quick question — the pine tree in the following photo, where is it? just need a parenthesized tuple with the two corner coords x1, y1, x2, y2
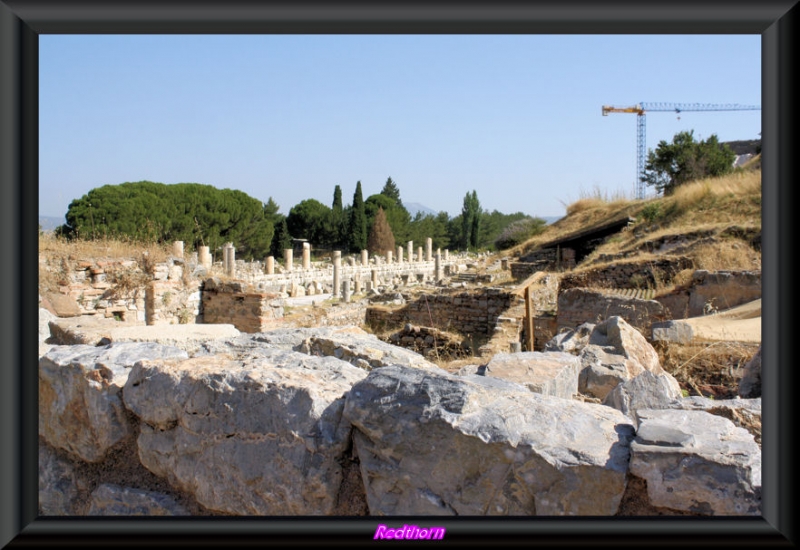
(348, 181, 367, 253)
(367, 207, 396, 255)
(380, 177, 403, 208)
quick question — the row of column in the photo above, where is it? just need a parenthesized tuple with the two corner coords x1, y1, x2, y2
(170, 238, 449, 279)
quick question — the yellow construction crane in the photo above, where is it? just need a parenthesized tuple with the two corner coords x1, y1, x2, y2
(602, 102, 760, 199)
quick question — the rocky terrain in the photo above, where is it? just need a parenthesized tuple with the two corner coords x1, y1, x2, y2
(38, 315, 761, 517)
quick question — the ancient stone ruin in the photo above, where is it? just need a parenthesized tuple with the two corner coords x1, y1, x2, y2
(39, 237, 762, 517)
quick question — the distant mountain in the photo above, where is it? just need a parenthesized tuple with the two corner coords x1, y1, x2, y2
(404, 202, 439, 218)
(39, 215, 65, 232)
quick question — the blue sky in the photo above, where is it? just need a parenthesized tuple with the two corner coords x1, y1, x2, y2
(39, 34, 761, 221)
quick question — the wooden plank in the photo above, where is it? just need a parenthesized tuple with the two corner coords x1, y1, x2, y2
(524, 286, 534, 352)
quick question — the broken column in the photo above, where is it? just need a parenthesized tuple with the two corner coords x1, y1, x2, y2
(444, 249, 449, 261)
(371, 269, 378, 288)
(361, 249, 369, 267)
(265, 256, 274, 275)
(173, 240, 184, 258)
(397, 246, 403, 265)
(333, 251, 342, 299)
(418, 246, 423, 263)
(284, 248, 293, 272)
(354, 277, 362, 294)
(198, 246, 211, 270)
(349, 256, 356, 267)
(302, 242, 311, 270)
(426, 238, 433, 262)
(407, 241, 413, 263)
(386, 250, 393, 264)
(224, 243, 235, 277)
(435, 249, 443, 281)
(343, 280, 351, 303)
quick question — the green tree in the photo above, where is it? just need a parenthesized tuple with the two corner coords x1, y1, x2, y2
(460, 190, 481, 250)
(380, 177, 403, 207)
(327, 184, 347, 249)
(407, 211, 450, 250)
(286, 199, 331, 244)
(365, 193, 411, 244)
(367, 207, 396, 255)
(270, 217, 292, 258)
(643, 130, 736, 195)
(348, 181, 367, 253)
(57, 181, 274, 260)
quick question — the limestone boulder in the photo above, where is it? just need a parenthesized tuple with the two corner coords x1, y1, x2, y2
(629, 409, 761, 515)
(650, 320, 694, 344)
(39, 307, 58, 345)
(39, 342, 189, 462)
(87, 484, 190, 516)
(590, 316, 663, 375)
(122, 350, 368, 515)
(667, 396, 762, 446)
(295, 327, 437, 371)
(602, 370, 683, 420)
(544, 322, 594, 353)
(576, 346, 631, 400)
(39, 443, 80, 516)
(344, 365, 635, 516)
(482, 351, 581, 399)
(738, 345, 762, 398)
(196, 326, 371, 358)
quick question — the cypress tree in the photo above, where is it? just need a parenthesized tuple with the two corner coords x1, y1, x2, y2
(270, 217, 292, 259)
(367, 207, 396, 255)
(348, 181, 367, 253)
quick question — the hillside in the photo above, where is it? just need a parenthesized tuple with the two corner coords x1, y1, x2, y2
(497, 159, 761, 276)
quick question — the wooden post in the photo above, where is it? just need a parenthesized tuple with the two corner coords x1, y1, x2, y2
(524, 285, 535, 352)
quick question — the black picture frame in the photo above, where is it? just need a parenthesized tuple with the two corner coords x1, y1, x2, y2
(3, 1, 795, 546)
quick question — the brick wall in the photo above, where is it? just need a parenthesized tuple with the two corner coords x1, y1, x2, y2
(365, 288, 517, 337)
(201, 278, 284, 333)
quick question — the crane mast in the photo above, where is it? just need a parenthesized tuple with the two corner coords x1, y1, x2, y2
(602, 102, 760, 200)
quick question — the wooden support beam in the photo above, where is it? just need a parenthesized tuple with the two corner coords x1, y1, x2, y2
(524, 285, 535, 352)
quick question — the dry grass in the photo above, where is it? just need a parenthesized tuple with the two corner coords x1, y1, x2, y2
(656, 340, 760, 399)
(39, 232, 172, 263)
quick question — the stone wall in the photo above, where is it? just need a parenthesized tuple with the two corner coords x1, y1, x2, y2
(144, 280, 203, 326)
(201, 278, 284, 333)
(558, 257, 694, 292)
(557, 288, 668, 335)
(365, 288, 517, 337)
(39, 258, 149, 321)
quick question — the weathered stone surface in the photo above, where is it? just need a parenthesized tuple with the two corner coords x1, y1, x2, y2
(603, 370, 682, 420)
(39, 443, 79, 515)
(87, 483, 190, 516)
(544, 323, 594, 353)
(667, 396, 762, 446)
(196, 327, 373, 359)
(576, 346, 630, 400)
(39, 307, 58, 345)
(738, 345, 761, 398)
(122, 350, 368, 515)
(43, 291, 82, 317)
(590, 317, 663, 375)
(96, 323, 241, 354)
(295, 327, 437, 371)
(483, 351, 581, 399)
(651, 320, 694, 344)
(39, 342, 189, 462)
(629, 409, 761, 515)
(344, 365, 635, 516)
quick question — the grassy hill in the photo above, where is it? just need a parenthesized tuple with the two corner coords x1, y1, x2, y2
(497, 158, 761, 279)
